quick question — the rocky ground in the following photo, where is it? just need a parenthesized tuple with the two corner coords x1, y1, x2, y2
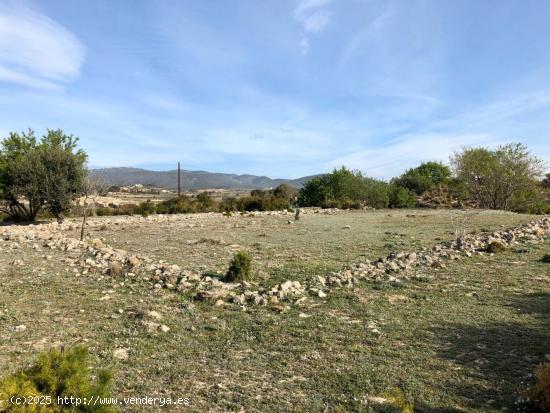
(0, 209, 549, 412)
(1, 209, 547, 310)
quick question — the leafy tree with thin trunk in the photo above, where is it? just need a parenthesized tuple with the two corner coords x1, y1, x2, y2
(451, 143, 545, 211)
(0, 129, 87, 222)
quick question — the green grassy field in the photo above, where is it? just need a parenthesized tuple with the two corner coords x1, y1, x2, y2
(65, 209, 535, 286)
(1, 210, 548, 412)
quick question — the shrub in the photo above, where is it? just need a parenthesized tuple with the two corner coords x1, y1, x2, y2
(364, 178, 390, 208)
(486, 240, 506, 253)
(298, 167, 367, 208)
(383, 388, 414, 413)
(510, 187, 550, 214)
(226, 251, 252, 282)
(95, 207, 112, 216)
(393, 161, 451, 195)
(525, 363, 550, 411)
(0, 346, 115, 412)
(389, 185, 417, 208)
(272, 183, 298, 201)
(541, 254, 550, 264)
(218, 192, 292, 213)
(219, 197, 239, 212)
(136, 200, 156, 217)
(196, 192, 215, 210)
(447, 177, 470, 202)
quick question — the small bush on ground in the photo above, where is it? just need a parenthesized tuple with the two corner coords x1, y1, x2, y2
(540, 254, 550, 263)
(383, 388, 414, 413)
(486, 240, 507, 253)
(226, 251, 252, 282)
(388, 185, 417, 208)
(272, 183, 299, 201)
(0, 346, 115, 412)
(524, 363, 550, 412)
(136, 200, 156, 217)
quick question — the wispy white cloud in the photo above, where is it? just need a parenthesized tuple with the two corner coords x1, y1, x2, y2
(328, 133, 504, 178)
(0, 65, 59, 90)
(293, 0, 335, 55)
(0, 3, 85, 89)
(302, 10, 331, 33)
(327, 88, 550, 178)
(294, 0, 334, 16)
(338, 7, 393, 68)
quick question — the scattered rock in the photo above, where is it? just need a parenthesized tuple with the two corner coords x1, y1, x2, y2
(91, 238, 103, 248)
(147, 310, 162, 320)
(15, 325, 26, 332)
(127, 256, 140, 268)
(113, 348, 129, 361)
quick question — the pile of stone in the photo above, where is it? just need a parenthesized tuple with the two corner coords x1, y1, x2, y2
(1, 214, 548, 310)
(224, 216, 550, 307)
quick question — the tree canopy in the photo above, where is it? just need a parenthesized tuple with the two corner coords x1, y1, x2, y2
(392, 161, 452, 195)
(298, 167, 368, 208)
(0, 129, 87, 221)
(451, 143, 545, 210)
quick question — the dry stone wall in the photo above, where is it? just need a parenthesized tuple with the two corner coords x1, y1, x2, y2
(1, 213, 548, 311)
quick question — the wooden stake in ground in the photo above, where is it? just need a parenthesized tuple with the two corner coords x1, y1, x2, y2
(80, 175, 109, 241)
(294, 197, 300, 221)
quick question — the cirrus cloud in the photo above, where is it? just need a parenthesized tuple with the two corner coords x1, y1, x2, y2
(293, 0, 335, 55)
(0, 3, 85, 89)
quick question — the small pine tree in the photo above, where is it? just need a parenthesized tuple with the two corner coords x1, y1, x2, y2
(0, 346, 116, 412)
(226, 251, 252, 282)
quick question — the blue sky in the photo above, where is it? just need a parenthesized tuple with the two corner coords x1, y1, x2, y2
(0, 0, 549, 179)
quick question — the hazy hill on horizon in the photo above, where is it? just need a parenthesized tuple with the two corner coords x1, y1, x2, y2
(90, 167, 321, 190)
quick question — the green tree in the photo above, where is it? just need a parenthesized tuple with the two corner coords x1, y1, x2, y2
(272, 183, 299, 201)
(0, 129, 87, 221)
(393, 161, 452, 195)
(389, 185, 417, 208)
(364, 178, 390, 208)
(451, 143, 545, 210)
(298, 167, 367, 208)
(297, 176, 330, 207)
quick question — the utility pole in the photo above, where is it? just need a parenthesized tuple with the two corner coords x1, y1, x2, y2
(177, 161, 181, 197)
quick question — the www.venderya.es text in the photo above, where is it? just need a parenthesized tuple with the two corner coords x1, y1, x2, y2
(7, 395, 191, 407)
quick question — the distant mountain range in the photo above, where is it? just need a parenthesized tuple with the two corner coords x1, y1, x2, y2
(90, 167, 320, 190)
